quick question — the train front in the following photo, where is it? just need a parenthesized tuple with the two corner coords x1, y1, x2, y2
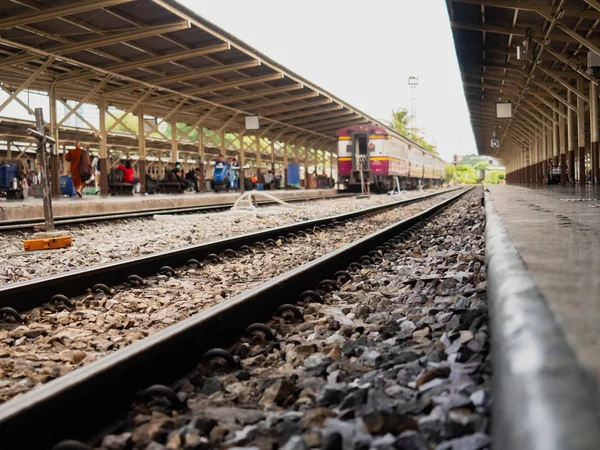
(336, 125, 388, 192)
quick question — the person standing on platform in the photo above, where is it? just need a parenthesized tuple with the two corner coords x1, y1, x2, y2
(213, 155, 227, 192)
(91, 153, 101, 194)
(185, 167, 199, 192)
(65, 141, 85, 197)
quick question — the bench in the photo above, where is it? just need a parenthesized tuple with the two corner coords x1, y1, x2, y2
(108, 169, 134, 196)
(157, 181, 183, 194)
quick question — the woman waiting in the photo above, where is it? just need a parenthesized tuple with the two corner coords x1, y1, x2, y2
(117, 160, 135, 183)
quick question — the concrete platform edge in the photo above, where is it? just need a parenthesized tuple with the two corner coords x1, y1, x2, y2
(485, 191, 600, 450)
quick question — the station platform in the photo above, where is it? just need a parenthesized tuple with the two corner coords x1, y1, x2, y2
(486, 184, 600, 377)
(0, 189, 338, 222)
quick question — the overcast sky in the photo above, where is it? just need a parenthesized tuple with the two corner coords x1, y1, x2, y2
(178, 0, 477, 162)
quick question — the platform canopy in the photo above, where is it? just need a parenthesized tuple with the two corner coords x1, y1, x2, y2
(0, 0, 383, 151)
(447, 0, 600, 164)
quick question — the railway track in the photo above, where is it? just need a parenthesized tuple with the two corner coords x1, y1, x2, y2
(0, 186, 477, 449)
(0, 189, 462, 404)
(0, 192, 355, 232)
(0, 189, 462, 405)
(0, 188, 459, 310)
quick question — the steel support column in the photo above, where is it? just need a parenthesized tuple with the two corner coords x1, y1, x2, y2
(578, 76, 587, 185)
(198, 123, 205, 192)
(255, 135, 262, 182)
(591, 81, 599, 184)
(171, 119, 178, 165)
(48, 83, 60, 197)
(568, 89, 576, 184)
(542, 119, 549, 184)
(138, 107, 146, 193)
(283, 141, 288, 189)
(553, 105, 559, 168)
(98, 95, 109, 196)
(559, 102, 567, 185)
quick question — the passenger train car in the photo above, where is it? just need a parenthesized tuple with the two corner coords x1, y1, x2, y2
(337, 124, 445, 192)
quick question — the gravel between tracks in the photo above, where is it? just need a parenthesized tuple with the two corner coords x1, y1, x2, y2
(0, 190, 460, 404)
(0, 191, 444, 286)
(93, 187, 489, 450)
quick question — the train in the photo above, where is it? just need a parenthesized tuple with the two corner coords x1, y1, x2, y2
(336, 124, 446, 192)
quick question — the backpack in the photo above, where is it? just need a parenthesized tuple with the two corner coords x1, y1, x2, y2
(79, 149, 93, 180)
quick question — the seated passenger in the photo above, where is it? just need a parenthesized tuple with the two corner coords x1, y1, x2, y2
(146, 171, 157, 194)
(167, 167, 179, 183)
(117, 160, 134, 183)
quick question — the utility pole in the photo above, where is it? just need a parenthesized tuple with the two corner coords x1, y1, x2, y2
(24, 108, 72, 250)
(408, 76, 419, 135)
(27, 108, 55, 231)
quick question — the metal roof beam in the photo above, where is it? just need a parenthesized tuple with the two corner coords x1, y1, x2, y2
(219, 84, 303, 104)
(535, 65, 590, 103)
(261, 99, 333, 116)
(145, 74, 283, 104)
(451, 21, 578, 44)
(451, 0, 600, 21)
(583, 0, 600, 13)
(0, 21, 190, 68)
(252, 92, 320, 112)
(271, 104, 343, 121)
(312, 118, 369, 133)
(0, 0, 135, 30)
(287, 110, 355, 127)
(306, 114, 363, 129)
(107, 60, 260, 94)
(58, 43, 231, 84)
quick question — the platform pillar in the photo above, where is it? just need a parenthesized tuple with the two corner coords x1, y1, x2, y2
(578, 76, 586, 185)
(541, 122, 548, 184)
(559, 102, 567, 185)
(197, 121, 205, 192)
(590, 81, 599, 185)
(48, 83, 61, 197)
(567, 90, 576, 184)
(255, 134, 262, 183)
(171, 119, 178, 165)
(531, 161, 535, 184)
(98, 95, 109, 196)
(138, 107, 147, 193)
(552, 103, 559, 169)
(198, 162, 205, 192)
(283, 143, 289, 189)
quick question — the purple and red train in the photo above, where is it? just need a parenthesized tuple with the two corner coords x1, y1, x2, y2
(337, 125, 445, 191)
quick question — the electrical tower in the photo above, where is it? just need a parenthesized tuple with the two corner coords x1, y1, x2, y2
(408, 76, 419, 135)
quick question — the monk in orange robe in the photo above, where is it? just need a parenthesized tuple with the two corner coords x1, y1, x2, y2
(65, 141, 84, 197)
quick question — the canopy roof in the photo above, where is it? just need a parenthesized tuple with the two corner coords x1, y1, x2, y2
(447, 0, 600, 163)
(0, 0, 386, 145)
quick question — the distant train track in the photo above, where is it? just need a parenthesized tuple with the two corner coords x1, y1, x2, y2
(0, 192, 356, 232)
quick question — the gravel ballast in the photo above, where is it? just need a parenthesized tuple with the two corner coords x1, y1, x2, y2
(0, 190, 460, 404)
(89, 187, 489, 449)
(0, 191, 445, 286)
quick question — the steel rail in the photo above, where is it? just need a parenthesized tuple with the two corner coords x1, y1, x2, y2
(0, 193, 355, 231)
(0, 187, 471, 450)
(0, 188, 460, 311)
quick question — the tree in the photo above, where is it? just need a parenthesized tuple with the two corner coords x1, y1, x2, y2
(445, 165, 456, 183)
(390, 108, 409, 135)
(484, 170, 506, 184)
(474, 161, 490, 172)
(455, 164, 478, 184)
(388, 107, 438, 155)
